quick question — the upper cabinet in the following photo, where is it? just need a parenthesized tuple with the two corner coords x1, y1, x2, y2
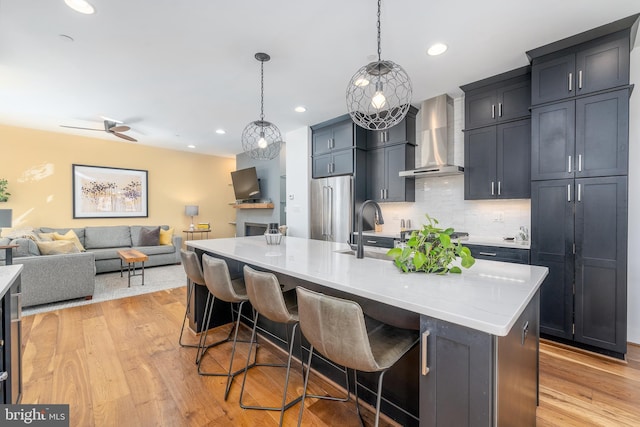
(461, 66, 531, 130)
(366, 106, 418, 149)
(311, 115, 366, 179)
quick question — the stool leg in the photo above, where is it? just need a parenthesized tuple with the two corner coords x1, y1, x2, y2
(297, 343, 315, 427)
(196, 293, 213, 364)
(239, 310, 260, 408)
(278, 322, 298, 426)
(223, 300, 246, 400)
(178, 279, 197, 347)
(374, 370, 388, 427)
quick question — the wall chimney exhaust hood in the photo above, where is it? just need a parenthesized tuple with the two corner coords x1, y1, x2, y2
(399, 94, 463, 178)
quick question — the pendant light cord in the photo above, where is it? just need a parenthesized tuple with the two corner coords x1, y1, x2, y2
(377, 0, 382, 62)
(260, 60, 265, 123)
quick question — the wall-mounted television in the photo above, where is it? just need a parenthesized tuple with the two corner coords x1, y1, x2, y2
(231, 167, 261, 202)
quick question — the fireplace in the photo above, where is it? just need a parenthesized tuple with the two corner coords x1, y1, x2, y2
(245, 222, 268, 236)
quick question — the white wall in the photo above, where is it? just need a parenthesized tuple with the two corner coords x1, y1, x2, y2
(284, 126, 311, 238)
(627, 47, 639, 344)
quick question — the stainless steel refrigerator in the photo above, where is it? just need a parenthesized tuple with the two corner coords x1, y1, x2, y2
(310, 176, 353, 243)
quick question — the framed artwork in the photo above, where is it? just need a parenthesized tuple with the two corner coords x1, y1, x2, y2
(72, 164, 148, 218)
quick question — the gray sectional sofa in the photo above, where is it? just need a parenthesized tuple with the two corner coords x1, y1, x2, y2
(1, 225, 182, 307)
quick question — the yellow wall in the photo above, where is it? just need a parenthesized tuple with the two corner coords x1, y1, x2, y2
(0, 124, 236, 238)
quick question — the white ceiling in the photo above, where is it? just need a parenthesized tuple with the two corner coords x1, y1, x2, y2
(0, 0, 638, 158)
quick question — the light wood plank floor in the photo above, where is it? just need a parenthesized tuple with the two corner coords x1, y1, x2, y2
(21, 287, 640, 426)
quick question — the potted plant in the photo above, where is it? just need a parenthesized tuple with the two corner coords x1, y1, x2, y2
(0, 178, 10, 202)
(387, 214, 475, 274)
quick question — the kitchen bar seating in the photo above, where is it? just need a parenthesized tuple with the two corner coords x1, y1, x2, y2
(239, 265, 303, 426)
(178, 249, 206, 349)
(198, 254, 256, 399)
(295, 286, 419, 427)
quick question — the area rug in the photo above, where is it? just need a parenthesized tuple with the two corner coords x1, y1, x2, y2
(22, 264, 186, 316)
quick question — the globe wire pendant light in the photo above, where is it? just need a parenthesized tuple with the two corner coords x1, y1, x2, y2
(346, 0, 412, 131)
(241, 52, 283, 160)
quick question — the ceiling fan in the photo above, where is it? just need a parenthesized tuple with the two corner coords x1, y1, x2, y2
(60, 119, 138, 142)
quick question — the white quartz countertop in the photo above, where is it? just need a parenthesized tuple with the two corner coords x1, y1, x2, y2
(187, 236, 547, 336)
(360, 230, 531, 249)
(0, 264, 23, 297)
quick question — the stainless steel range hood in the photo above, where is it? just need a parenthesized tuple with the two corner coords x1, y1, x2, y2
(399, 94, 464, 178)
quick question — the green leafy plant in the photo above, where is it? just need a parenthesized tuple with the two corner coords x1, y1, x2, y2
(387, 214, 475, 274)
(0, 178, 10, 202)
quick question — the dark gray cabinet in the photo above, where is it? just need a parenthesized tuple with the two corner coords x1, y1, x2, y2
(465, 79, 531, 129)
(367, 143, 415, 202)
(531, 89, 629, 181)
(420, 292, 539, 426)
(311, 115, 366, 179)
(465, 244, 530, 264)
(366, 106, 418, 149)
(1, 270, 22, 404)
(530, 33, 630, 105)
(465, 119, 530, 200)
(531, 177, 627, 356)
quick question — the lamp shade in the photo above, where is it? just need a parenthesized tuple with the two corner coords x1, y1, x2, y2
(185, 205, 199, 216)
(0, 209, 11, 228)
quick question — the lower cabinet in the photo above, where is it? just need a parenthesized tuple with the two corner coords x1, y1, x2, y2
(1, 270, 22, 404)
(465, 244, 530, 264)
(531, 176, 627, 357)
(420, 292, 539, 426)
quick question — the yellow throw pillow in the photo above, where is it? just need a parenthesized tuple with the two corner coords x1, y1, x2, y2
(38, 232, 56, 242)
(53, 229, 85, 252)
(159, 227, 174, 245)
(36, 240, 80, 255)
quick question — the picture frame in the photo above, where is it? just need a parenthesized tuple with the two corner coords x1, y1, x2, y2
(72, 164, 148, 218)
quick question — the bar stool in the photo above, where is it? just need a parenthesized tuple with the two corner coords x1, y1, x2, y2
(295, 286, 419, 427)
(239, 265, 303, 426)
(178, 249, 206, 349)
(198, 254, 256, 399)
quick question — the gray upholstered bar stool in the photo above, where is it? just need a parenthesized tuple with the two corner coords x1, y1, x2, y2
(198, 254, 256, 399)
(178, 249, 206, 349)
(239, 265, 303, 426)
(295, 287, 419, 427)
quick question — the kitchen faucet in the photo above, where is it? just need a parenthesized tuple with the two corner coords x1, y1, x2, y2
(356, 200, 384, 259)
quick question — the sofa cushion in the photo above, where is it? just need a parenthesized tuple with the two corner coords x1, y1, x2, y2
(39, 227, 86, 246)
(36, 240, 80, 255)
(90, 248, 124, 261)
(85, 226, 131, 249)
(139, 227, 160, 246)
(159, 227, 173, 245)
(130, 225, 170, 246)
(38, 232, 55, 241)
(53, 229, 85, 252)
(10, 238, 40, 257)
(133, 245, 177, 256)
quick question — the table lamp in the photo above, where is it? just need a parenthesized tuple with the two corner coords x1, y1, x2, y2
(0, 209, 11, 228)
(185, 205, 199, 231)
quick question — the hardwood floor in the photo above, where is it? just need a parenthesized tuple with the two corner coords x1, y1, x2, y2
(21, 287, 640, 426)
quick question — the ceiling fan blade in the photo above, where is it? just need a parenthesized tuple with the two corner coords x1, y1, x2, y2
(113, 132, 137, 142)
(60, 125, 102, 131)
(110, 125, 130, 132)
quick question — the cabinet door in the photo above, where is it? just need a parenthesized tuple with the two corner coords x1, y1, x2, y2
(531, 179, 574, 340)
(497, 119, 531, 199)
(531, 53, 576, 105)
(575, 89, 629, 178)
(385, 144, 414, 202)
(312, 154, 332, 179)
(497, 80, 531, 122)
(464, 127, 497, 200)
(367, 130, 386, 149)
(574, 176, 627, 354)
(576, 36, 630, 96)
(366, 147, 385, 201)
(465, 244, 530, 264)
(331, 120, 355, 151)
(331, 149, 354, 176)
(531, 101, 575, 180)
(465, 89, 497, 129)
(312, 126, 334, 156)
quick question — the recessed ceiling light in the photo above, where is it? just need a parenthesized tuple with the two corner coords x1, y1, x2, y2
(64, 0, 95, 15)
(215, 129, 226, 135)
(187, 144, 196, 149)
(427, 43, 448, 56)
(294, 106, 306, 113)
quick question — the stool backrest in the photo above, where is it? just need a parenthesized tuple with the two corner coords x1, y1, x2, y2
(243, 265, 296, 324)
(296, 286, 379, 372)
(202, 254, 240, 302)
(180, 249, 205, 285)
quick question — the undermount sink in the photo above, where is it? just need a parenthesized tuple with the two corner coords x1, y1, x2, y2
(335, 249, 392, 261)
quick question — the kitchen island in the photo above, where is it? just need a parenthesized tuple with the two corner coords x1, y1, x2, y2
(187, 236, 548, 426)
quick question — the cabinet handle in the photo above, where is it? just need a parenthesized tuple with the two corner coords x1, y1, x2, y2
(578, 154, 582, 172)
(367, 240, 377, 244)
(578, 183, 582, 202)
(479, 252, 497, 256)
(491, 104, 495, 119)
(521, 321, 529, 346)
(421, 331, 430, 375)
(498, 102, 503, 117)
(327, 163, 331, 174)
(327, 139, 331, 150)
(568, 184, 571, 202)
(568, 155, 572, 173)
(491, 181, 495, 196)
(568, 72, 573, 92)
(385, 189, 388, 199)
(578, 70, 583, 90)
(498, 181, 501, 196)
(380, 189, 384, 199)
